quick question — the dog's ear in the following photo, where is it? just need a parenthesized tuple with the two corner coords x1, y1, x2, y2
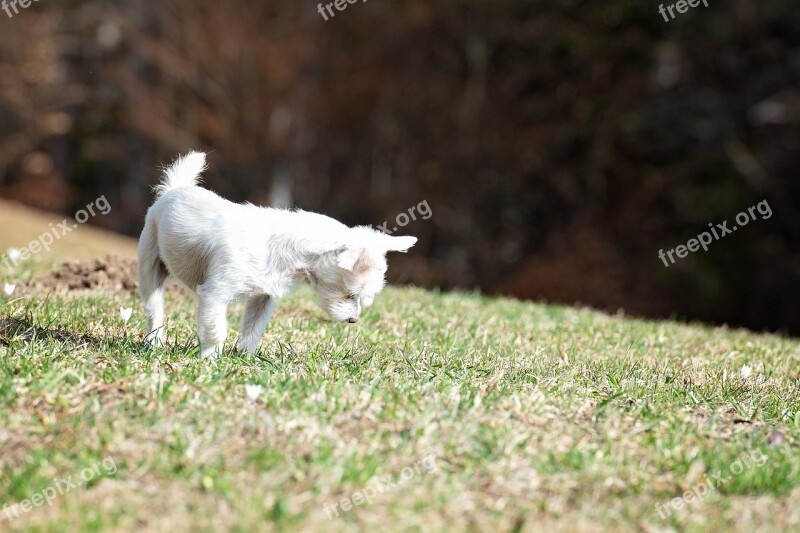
(383, 235, 417, 253)
(336, 247, 368, 272)
(350, 226, 417, 254)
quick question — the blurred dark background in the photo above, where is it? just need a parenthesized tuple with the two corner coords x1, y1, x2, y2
(0, 0, 798, 333)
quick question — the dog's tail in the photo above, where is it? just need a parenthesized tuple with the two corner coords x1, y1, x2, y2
(154, 151, 207, 198)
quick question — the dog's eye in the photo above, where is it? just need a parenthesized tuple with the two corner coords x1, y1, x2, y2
(347, 293, 357, 301)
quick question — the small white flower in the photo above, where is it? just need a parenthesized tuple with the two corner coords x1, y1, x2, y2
(6, 248, 21, 262)
(3, 283, 15, 296)
(740, 364, 752, 380)
(119, 307, 133, 323)
(245, 384, 262, 402)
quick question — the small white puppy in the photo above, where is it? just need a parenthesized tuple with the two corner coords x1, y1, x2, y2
(138, 152, 416, 358)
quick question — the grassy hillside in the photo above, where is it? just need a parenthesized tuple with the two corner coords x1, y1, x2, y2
(1, 258, 799, 532)
(0, 199, 137, 263)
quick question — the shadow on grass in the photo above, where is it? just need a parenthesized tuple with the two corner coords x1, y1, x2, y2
(0, 314, 203, 362)
(0, 316, 101, 347)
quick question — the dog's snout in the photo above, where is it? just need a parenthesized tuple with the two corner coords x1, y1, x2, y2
(348, 317, 359, 324)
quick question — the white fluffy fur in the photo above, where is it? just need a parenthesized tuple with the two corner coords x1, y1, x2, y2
(138, 151, 417, 358)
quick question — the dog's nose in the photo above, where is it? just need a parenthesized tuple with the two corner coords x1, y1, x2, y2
(348, 317, 358, 323)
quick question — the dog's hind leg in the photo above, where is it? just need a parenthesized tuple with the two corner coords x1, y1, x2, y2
(196, 283, 229, 359)
(138, 219, 169, 347)
(237, 294, 275, 355)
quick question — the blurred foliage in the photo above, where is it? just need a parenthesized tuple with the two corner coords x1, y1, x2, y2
(0, 0, 798, 333)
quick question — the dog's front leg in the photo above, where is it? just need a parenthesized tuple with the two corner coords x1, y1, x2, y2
(237, 294, 275, 355)
(196, 290, 229, 359)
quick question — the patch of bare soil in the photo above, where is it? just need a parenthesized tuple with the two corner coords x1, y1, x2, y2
(26, 255, 138, 293)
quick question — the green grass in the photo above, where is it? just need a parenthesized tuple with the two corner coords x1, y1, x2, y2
(1, 265, 800, 532)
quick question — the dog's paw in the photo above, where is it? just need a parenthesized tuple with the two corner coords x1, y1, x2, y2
(236, 338, 262, 356)
(200, 344, 223, 360)
(144, 332, 165, 348)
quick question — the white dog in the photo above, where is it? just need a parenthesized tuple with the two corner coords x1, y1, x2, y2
(138, 152, 416, 358)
